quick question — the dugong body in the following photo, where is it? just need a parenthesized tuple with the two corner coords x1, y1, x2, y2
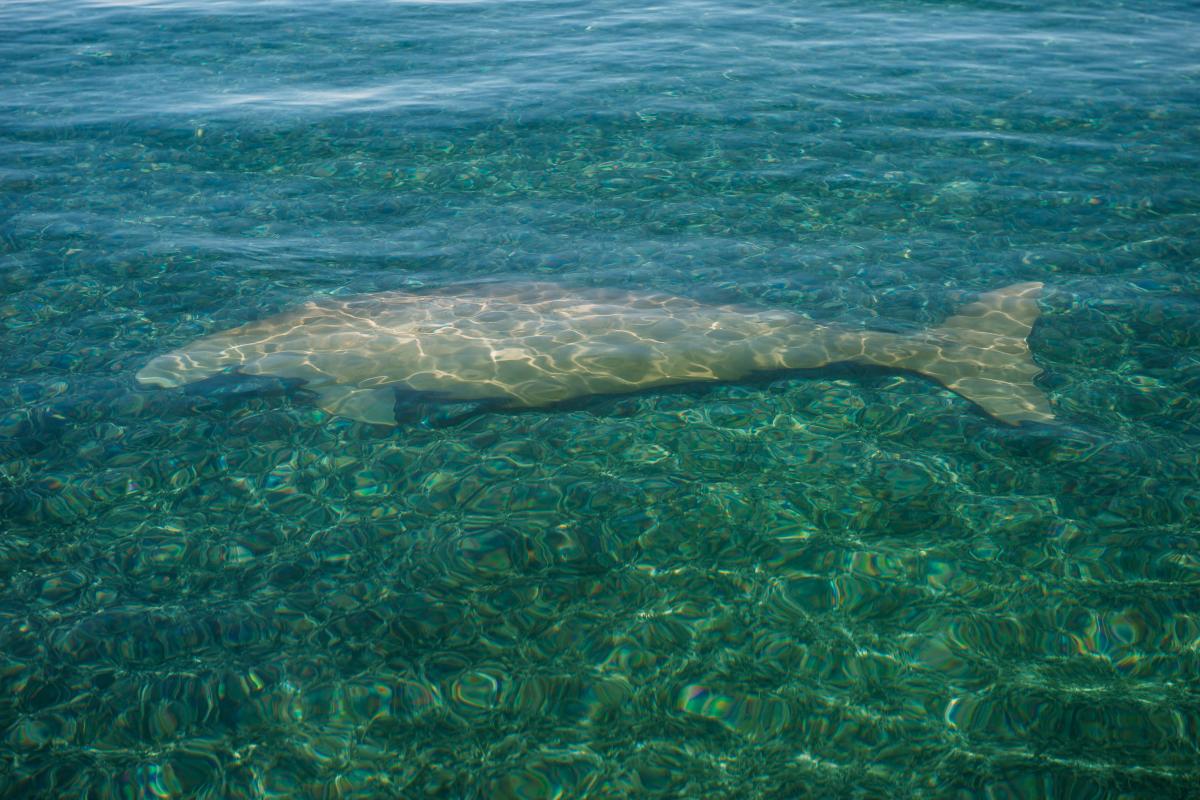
(137, 281, 1053, 426)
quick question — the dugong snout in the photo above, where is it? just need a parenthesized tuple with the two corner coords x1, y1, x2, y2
(135, 355, 190, 388)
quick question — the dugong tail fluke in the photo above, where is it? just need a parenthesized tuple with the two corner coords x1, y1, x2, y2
(136, 280, 1054, 427)
(872, 281, 1052, 425)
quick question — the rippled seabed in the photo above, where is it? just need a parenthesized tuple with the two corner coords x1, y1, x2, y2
(2, 0, 1200, 796)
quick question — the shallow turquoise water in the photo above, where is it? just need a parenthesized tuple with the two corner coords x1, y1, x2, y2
(2, 0, 1200, 797)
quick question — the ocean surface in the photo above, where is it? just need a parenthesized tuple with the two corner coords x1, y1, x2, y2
(2, 0, 1199, 797)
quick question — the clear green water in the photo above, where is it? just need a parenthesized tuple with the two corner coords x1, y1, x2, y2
(2, 0, 1199, 797)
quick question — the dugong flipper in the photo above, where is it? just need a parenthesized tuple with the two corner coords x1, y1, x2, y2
(137, 281, 1053, 426)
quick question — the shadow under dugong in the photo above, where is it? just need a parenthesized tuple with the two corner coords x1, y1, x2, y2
(136, 281, 1054, 426)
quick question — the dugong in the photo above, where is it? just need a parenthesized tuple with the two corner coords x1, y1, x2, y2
(137, 281, 1053, 426)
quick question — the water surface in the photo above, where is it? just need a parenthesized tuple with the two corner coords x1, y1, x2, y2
(1, 0, 1199, 797)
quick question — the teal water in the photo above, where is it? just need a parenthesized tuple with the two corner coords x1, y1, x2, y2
(2, 0, 1200, 796)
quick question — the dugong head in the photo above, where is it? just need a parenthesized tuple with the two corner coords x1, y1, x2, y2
(136, 346, 234, 389)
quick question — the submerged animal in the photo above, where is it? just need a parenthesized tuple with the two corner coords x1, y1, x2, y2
(136, 281, 1053, 426)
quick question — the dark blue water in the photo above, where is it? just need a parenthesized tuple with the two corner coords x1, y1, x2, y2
(2, 1, 1199, 797)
